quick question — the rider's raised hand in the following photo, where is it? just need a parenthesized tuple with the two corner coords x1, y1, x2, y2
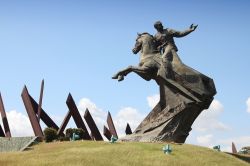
(190, 24, 198, 31)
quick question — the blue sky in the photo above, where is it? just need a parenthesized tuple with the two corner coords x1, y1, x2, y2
(0, 0, 250, 151)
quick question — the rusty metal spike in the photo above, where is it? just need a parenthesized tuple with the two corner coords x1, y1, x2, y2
(21, 86, 43, 138)
(103, 125, 111, 141)
(84, 108, 103, 141)
(232, 142, 237, 154)
(125, 123, 132, 135)
(107, 111, 118, 138)
(66, 93, 91, 140)
(0, 93, 11, 137)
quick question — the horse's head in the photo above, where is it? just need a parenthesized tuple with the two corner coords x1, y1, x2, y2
(132, 33, 156, 54)
(132, 33, 143, 54)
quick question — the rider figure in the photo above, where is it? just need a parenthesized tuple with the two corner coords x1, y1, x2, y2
(154, 21, 197, 80)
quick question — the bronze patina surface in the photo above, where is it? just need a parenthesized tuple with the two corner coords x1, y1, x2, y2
(113, 21, 216, 143)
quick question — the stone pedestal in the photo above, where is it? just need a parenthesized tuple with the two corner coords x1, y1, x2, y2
(120, 79, 213, 143)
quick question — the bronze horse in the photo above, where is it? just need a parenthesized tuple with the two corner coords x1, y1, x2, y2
(112, 33, 216, 103)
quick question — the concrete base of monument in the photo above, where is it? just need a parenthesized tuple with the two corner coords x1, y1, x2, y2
(118, 86, 214, 144)
(119, 70, 216, 143)
(120, 95, 213, 143)
(119, 118, 190, 143)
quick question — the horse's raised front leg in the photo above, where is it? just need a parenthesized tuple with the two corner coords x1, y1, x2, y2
(112, 65, 135, 81)
(112, 65, 150, 81)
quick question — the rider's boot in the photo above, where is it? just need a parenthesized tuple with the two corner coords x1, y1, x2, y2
(157, 59, 174, 80)
(157, 60, 166, 79)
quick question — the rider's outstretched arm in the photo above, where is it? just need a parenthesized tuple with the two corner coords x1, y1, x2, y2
(169, 24, 198, 38)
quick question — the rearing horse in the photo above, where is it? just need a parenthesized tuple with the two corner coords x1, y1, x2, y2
(112, 33, 162, 82)
(112, 32, 216, 143)
(112, 33, 216, 103)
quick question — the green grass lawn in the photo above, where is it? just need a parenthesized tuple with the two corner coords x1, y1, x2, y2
(0, 141, 249, 166)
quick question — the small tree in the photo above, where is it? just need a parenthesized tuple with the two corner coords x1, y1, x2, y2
(44, 127, 58, 142)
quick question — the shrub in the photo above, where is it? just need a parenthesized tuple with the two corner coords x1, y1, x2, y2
(65, 128, 85, 140)
(65, 128, 73, 138)
(44, 127, 58, 142)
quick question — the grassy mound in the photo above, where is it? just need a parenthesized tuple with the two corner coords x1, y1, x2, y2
(0, 141, 249, 166)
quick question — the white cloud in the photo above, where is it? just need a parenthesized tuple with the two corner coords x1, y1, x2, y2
(0, 110, 33, 137)
(78, 98, 106, 135)
(146, 96, 230, 133)
(192, 99, 230, 132)
(147, 94, 159, 109)
(194, 134, 250, 152)
(246, 97, 250, 113)
(77, 98, 145, 139)
(187, 99, 232, 150)
(196, 134, 213, 146)
(194, 136, 250, 153)
(114, 107, 145, 137)
(221, 146, 232, 153)
(218, 136, 250, 152)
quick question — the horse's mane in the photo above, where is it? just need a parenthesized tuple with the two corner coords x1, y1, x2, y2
(137, 32, 153, 41)
(140, 32, 153, 37)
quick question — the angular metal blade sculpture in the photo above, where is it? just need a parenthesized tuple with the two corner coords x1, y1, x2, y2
(21, 86, 43, 137)
(125, 123, 132, 135)
(0, 93, 11, 137)
(107, 111, 118, 138)
(29, 95, 59, 130)
(0, 124, 5, 137)
(37, 79, 44, 122)
(103, 125, 111, 141)
(57, 110, 71, 136)
(84, 108, 103, 141)
(232, 142, 237, 154)
(66, 93, 91, 140)
(90, 132, 94, 140)
(21, 84, 59, 137)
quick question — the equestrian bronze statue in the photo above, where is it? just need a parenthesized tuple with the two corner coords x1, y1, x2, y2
(112, 21, 216, 143)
